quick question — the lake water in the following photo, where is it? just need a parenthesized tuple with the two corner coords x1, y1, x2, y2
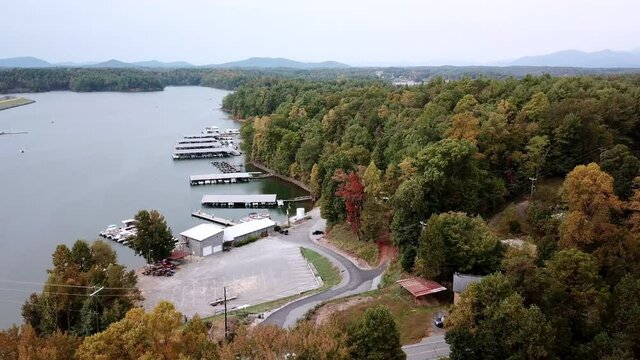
(0, 86, 308, 327)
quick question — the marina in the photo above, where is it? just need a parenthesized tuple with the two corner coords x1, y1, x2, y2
(191, 210, 237, 226)
(211, 161, 242, 173)
(190, 172, 253, 185)
(201, 194, 279, 208)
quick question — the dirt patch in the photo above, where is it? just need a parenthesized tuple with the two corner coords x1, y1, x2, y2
(376, 231, 398, 266)
(312, 296, 374, 326)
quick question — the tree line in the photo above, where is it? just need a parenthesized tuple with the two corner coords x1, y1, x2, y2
(226, 74, 640, 358)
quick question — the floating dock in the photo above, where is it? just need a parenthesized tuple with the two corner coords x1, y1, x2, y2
(191, 211, 237, 226)
(190, 172, 253, 186)
(201, 194, 279, 208)
(173, 148, 240, 160)
(175, 141, 222, 150)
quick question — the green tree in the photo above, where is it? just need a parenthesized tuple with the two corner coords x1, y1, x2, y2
(446, 273, 555, 360)
(347, 307, 406, 360)
(600, 144, 640, 199)
(416, 212, 504, 280)
(132, 209, 175, 263)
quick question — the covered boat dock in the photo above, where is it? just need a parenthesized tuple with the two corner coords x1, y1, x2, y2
(189, 172, 252, 186)
(201, 194, 278, 208)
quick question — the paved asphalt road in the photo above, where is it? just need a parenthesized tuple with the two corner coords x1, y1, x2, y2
(403, 335, 451, 360)
(263, 210, 451, 359)
(263, 211, 385, 327)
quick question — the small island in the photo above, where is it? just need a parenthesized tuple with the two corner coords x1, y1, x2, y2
(0, 95, 35, 111)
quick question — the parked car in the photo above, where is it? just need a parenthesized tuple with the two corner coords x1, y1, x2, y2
(312, 230, 324, 235)
(434, 314, 446, 328)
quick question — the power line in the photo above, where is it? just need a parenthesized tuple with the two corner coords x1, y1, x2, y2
(0, 287, 138, 297)
(0, 278, 137, 290)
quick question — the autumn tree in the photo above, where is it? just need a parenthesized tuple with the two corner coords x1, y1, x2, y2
(336, 172, 365, 239)
(131, 209, 175, 263)
(416, 212, 504, 280)
(561, 163, 622, 249)
(77, 302, 218, 360)
(347, 307, 405, 360)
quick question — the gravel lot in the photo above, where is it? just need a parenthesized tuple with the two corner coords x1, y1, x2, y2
(138, 237, 320, 317)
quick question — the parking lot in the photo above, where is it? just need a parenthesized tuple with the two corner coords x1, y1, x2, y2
(138, 237, 320, 318)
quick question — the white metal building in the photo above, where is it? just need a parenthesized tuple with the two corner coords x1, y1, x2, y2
(223, 218, 277, 244)
(180, 223, 224, 257)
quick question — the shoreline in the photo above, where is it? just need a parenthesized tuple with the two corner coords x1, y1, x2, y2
(0, 97, 35, 111)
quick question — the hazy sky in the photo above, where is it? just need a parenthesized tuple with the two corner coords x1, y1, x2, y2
(2, 0, 639, 65)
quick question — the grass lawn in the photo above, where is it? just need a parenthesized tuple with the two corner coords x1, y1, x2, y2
(0, 96, 34, 111)
(326, 223, 379, 266)
(301, 247, 341, 289)
(312, 285, 446, 345)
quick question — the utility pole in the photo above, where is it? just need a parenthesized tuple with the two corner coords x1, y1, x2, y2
(223, 286, 228, 341)
(286, 204, 290, 227)
(529, 176, 537, 196)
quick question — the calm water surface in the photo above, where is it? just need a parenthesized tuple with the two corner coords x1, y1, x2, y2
(0, 86, 307, 327)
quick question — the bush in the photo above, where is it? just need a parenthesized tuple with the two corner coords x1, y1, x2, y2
(274, 225, 282, 232)
(232, 235, 259, 248)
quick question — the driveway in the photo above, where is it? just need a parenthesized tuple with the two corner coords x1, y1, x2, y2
(403, 335, 451, 360)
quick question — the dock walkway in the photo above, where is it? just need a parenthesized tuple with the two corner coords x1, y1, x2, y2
(191, 211, 236, 226)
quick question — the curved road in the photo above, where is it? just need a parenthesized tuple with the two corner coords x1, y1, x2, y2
(263, 211, 385, 327)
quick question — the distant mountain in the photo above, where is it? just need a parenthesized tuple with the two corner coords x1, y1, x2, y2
(0, 56, 52, 68)
(87, 59, 133, 68)
(506, 49, 640, 68)
(132, 60, 194, 68)
(211, 57, 350, 69)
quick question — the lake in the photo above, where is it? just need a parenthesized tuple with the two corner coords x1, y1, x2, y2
(0, 86, 308, 327)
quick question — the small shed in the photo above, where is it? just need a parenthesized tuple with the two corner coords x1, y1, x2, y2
(452, 273, 484, 304)
(223, 218, 276, 244)
(180, 223, 224, 257)
(397, 277, 446, 302)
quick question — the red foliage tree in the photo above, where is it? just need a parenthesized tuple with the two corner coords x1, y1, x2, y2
(336, 172, 365, 239)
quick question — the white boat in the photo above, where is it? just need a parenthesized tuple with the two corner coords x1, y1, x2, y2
(204, 126, 220, 134)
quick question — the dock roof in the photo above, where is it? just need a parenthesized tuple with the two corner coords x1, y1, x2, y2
(397, 277, 447, 298)
(180, 223, 224, 241)
(175, 141, 222, 149)
(174, 148, 232, 155)
(201, 194, 277, 204)
(190, 172, 252, 181)
(224, 218, 276, 241)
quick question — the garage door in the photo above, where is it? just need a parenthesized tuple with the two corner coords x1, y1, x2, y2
(202, 245, 213, 256)
(213, 245, 223, 253)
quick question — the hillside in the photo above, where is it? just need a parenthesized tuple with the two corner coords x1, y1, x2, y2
(507, 49, 640, 68)
(0, 56, 52, 68)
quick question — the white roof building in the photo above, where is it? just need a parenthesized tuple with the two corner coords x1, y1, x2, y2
(180, 223, 224, 241)
(223, 218, 276, 242)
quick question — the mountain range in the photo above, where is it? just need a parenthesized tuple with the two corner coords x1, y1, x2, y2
(0, 56, 350, 69)
(1, 50, 640, 69)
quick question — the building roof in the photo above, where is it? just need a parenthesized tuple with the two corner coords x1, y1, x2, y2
(201, 194, 277, 204)
(397, 277, 447, 297)
(452, 273, 485, 293)
(180, 223, 224, 241)
(190, 172, 252, 181)
(223, 218, 276, 241)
